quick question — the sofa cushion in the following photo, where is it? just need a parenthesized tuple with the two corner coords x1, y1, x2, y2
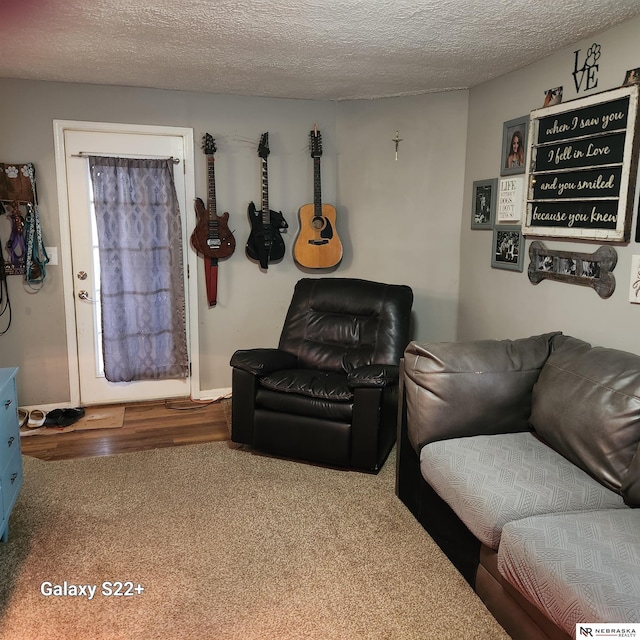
(497, 509, 640, 635)
(403, 332, 560, 453)
(530, 336, 640, 506)
(420, 432, 626, 550)
(260, 369, 353, 401)
(256, 388, 353, 422)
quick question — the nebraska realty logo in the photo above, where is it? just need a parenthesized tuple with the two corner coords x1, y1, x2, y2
(577, 624, 640, 638)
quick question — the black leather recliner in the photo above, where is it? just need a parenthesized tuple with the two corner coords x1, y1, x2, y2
(230, 277, 413, 472)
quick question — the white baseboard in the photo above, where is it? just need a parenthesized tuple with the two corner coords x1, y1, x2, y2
(190, 387, 232, 402)
(19, 388, 232, 413)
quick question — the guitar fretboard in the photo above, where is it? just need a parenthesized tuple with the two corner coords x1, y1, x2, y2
(261, 156, 270, 224)
(207, 157, 220, 238)
(313, 156, 322, 219)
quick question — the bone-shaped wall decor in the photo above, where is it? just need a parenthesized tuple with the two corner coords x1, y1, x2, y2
(527, 240, 617, 299)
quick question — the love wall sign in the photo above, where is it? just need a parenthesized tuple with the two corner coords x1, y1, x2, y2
(523, 85, 640, 242)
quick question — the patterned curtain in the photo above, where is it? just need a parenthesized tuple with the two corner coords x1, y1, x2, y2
(88, 156, 189, 383)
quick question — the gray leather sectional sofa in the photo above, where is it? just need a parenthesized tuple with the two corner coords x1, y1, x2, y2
(395, 332, 640, 640)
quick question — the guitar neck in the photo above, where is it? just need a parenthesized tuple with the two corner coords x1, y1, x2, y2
(313, 156, 322, 218)
(261, 156, 270, 224)
(207, 156, 217, 220)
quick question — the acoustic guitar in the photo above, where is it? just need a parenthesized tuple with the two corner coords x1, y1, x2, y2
(293, 126, 342, 269)
(190, 134, 235, 305)
(246, 132, 287, 269)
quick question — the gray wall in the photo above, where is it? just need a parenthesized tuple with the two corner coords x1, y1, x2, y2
(335, 92, 468, 343)
(3, 13, 639, 406)
(0, 80, 468, 405)
(459, 16, 640, 353)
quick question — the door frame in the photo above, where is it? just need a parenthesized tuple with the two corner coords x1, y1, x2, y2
(53, 120, 201, 406)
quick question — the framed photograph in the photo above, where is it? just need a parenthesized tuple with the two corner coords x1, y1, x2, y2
(522, 84, 640, 242)
(500, 115, 528, 176)
(471, 178, 497, 229)
(491, 225, 525, 272)
(623, 67, 640, 87)
(543, 86, 563, 107)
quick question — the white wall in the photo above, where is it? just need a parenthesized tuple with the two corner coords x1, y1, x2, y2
(459, 16, 640, 353)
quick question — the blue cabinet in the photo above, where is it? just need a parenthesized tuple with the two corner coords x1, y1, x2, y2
(0, 368, 22, 542)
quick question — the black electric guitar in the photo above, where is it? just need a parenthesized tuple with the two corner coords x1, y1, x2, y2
(191, 134, 235, 305)
(293, 126, 342, 268)
(246, 132, 287, 269)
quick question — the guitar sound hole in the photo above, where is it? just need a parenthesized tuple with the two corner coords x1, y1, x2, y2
(311, 217, 325, 231)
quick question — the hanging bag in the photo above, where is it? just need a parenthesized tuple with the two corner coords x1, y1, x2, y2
(0, 162, 48, 285)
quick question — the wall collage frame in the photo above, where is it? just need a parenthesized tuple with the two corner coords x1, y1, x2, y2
(471, 65, 640, 293)
(470, 114, 528, 273)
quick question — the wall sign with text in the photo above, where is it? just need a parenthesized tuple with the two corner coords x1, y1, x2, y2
(497, 176, 524, 223)
(522, 85, 640, 242)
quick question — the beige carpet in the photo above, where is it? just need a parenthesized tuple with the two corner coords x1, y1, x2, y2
(0, 443, 509, 639)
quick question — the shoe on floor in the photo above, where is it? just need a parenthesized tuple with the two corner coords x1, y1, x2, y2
(27, 409, 47, 428)
(43, 407, 85, 428)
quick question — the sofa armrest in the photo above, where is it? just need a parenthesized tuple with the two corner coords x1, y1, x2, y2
(230, 348, 298, 377)
(403, 332, 560, 453)
(347, 364, 399, 388)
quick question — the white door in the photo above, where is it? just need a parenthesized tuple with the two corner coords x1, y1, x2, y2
(60, 126, 193, 405)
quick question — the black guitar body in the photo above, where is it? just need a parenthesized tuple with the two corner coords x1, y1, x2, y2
(246, 201, 288, 269)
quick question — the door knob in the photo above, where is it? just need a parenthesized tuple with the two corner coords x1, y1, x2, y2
(78, 290, 97, 302)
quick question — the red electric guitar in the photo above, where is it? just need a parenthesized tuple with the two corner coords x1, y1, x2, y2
(191, 134, 235, 305)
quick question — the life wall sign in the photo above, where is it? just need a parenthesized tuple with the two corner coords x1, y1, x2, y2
(522, 84, 640, 242)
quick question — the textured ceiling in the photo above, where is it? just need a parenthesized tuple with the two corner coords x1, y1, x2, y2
(1, 0, 640, 101)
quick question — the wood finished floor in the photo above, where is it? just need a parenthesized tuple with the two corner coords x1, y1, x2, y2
(20, 397, 231, 461)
